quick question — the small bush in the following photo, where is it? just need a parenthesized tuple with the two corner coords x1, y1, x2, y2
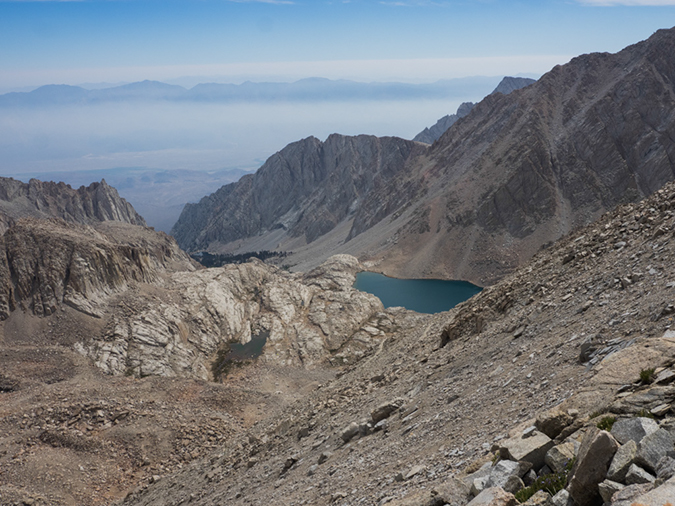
(589, 408, 608, 419)
(635, 408, 656, 419)
(639, 368, 656, 384)
(515, 459, 575, 503)
(596, 415, 616, 431)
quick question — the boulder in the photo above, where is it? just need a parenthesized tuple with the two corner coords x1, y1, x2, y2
(544, 442, 575, 473)
(536, 408, 576, 439)
(607, 483, 654, 506)
(340, 422, 359, 443)
(656, 455, 675, 480)
(635, 428, 675, 473)
(607, 439, 637, 482)
(567, 428, 619, 506)
(610, 417, 659, 445)
(550, 489, 573, 506)
(371, 399, 403, 424)
(466, 487, 517, 506)
(610, 386, 675, 414)
(624, 463, 656, 484)
(486, 460, 532, 490)
(520, 490, 551, 506)
(499, 431, 555, 470)
(598, 480, 624, 503)
(627, 475, 675, 506)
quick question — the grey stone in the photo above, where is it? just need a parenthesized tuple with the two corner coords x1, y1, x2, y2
(307, 464, 318, 476)
(651, 403, 672, 417)
(503, 475, 525, 495)
(340, 422, 359, 443)
(544, 442, 575, 473)
(550, 489, 572, 506)
(499, 431, 555, 470)
(627, 475, 675, 505)
(537, 465, 552, 477)
(568, 428, 619, 506)
(470, 476, 489, 497)
(656, 455, 675, 480)
(598, 480, 624, 503)
(536, 408, 576, 439)
(607, 439, 638, 482)
(655, 369, 675, 384)
(611, 417, 660, 445)
(486, 460, 532, 490)
(520, 490, 551, 506)
(610, 386, 675, 415)
(636, 428, 675, 473)
(405, 465, 425, 480)
(318, 451, 332, 465)
(523, 469, 537, 486)
(625, 463, 656, 484)
(607, 483, 654, 506)
(371, 399, 403, 424)
(466, 487, 517, 506)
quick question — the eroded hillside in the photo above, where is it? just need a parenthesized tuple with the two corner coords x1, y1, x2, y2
(119, 180, 675, 506)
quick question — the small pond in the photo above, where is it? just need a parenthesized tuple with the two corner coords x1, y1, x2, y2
(353, 272, 482, 314)
(212, 331, 269, 380)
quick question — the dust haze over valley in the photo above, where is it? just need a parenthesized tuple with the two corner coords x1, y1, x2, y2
(0, 77, 506, 232)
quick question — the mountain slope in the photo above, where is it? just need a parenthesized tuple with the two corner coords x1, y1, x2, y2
(0, 177, 146, 234)
(171, 134, 422, 251)
(120, 172, 675, 506)
(412, 76, 536, 144)
(173, 27, 675, 286)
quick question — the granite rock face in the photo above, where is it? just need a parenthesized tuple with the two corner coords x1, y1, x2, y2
(77, 254, 385, 378)
(0, 219, 190, 319)
(0, 177, 145, 234)
(170, 134, 421, 251)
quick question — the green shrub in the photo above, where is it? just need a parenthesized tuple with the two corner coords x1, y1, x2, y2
(515, 459, 575, 503)
(639, 367, 656, 384)
(596, 415, 616, 431)
(635, 408, 656, 419)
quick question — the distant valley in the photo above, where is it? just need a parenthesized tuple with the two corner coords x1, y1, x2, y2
(0, 77, 514, 231)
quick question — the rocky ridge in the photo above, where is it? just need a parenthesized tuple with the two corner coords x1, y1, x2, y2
(171, 134, 423, 252)
(412, 102, 476, 145)
(172, 28, 675, 286)
(116, 179, 675, 505)
(0, 177, 146, 234)
(413, 77, 535, 144)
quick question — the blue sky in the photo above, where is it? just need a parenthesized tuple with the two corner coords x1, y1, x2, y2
(1, 0, 674, 90)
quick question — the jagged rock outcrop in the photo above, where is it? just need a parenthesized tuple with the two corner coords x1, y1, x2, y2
(77, 254, 385, 378)
(413, 102, 476, 144)
(0, 218, 192, 319)
(0, 177, 145, 234)
(173, 29, 675, 286)
(490, 76, 536, 96)
(412, 77, 535, 144)
(171, 134, 421, 251)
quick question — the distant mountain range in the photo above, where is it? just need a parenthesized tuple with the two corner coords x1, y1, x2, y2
(171, 27, 675, 286)
(0, 76, 515, 106)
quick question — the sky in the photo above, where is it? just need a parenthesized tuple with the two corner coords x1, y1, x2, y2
(1, 0, 675, 92)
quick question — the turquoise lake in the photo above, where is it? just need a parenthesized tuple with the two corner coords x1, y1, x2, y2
(353, 272, 482, 314)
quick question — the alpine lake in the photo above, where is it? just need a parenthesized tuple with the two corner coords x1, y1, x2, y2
(353, 271, 482, 314)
